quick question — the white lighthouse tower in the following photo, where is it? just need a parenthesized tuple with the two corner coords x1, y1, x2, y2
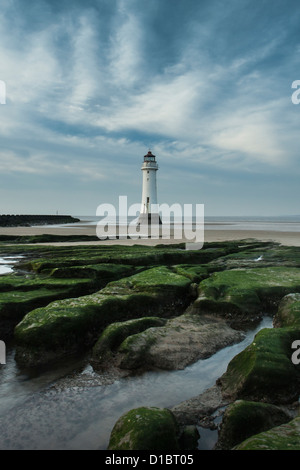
(138, 150, 162, 225)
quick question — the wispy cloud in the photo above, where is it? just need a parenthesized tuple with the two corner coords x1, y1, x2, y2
(0, 0, 299, 215)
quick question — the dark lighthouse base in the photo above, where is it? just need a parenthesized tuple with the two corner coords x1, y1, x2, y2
(137, 213, 162, 227)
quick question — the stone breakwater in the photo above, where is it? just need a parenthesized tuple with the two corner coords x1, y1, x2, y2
(0, 215, 80, 227)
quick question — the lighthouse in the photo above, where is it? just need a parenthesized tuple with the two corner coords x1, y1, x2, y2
(138, 150, 162, 225)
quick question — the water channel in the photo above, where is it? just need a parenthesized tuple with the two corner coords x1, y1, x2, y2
(0, 316, 273, 450)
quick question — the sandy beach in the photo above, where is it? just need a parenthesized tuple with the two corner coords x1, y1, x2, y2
(0, 224, 299, 246)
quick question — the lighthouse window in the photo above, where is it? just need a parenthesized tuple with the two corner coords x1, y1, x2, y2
(147, 171, 149, 174)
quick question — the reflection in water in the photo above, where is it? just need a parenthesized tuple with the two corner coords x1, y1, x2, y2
(0, 317, 272, 450)
(0, 256, 23, 275)
(0, 261, 13, 275)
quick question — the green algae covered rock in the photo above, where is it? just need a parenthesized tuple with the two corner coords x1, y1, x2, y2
(91, 316, 167, 369)
(117, 313, 242, 371)
(208, 245, 300, 270)
(108, 407, 180, 450)
(20, 243, 218, 272)
(274, 293, 300, 328)
(216, 400, 291, 450)
(220, 328, 300, 402)
(48, 263, 136, 282)
(0, 273, 93, 341)
(14, 266, 193, 367)
(234, 417, 300, 450)
(14, 291, 163, 366)
(117, 327, 158, 370)
(101, 265, 192, 297)
(178, 425, 200, 450)
(218, 327, 300, 404)
(172, 264, 209, 283)
(195, 267, 300, 321)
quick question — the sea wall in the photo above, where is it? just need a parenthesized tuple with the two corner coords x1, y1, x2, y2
(0, 215, 80, 227)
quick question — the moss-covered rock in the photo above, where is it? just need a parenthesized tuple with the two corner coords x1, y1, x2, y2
(19, 243, 222, 272)
(0, 261, 138, 342)
(274, 293, 300, 328)
(216, 400, 291, 450)
(117, 327, 158, 370)
(48, 263, 136, 282)
(172, 264, 209, 283)
(0, 274, 93, 341)
(234, 417, 300, 450)
(0, 272, 94, 295)
(218, 327, 300, 404)
(107, 407, 180, 450)
(101, 265, 192, 297)
(195, 267, 300, 323)
(117, 314, 243, 371)
(14, 292, 163, 366)
(178, 425, 200, 450)
(91, 316, 167, 370)
(14, 266, 194, 367)
(208, 245, 300, 270)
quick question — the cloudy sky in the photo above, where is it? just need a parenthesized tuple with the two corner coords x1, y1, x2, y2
(0, 0, 299, 217)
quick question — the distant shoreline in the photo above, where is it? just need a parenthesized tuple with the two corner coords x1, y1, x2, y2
(0, 223, 300, 247)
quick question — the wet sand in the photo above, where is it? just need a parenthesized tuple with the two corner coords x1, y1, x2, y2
(0, 224, 299, 246)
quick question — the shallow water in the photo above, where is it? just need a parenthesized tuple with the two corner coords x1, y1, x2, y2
(0, 257, 14, 275)
(0, 316, 272, 450)
(41, 215, 300, 233)
(0, 256, 23, 275)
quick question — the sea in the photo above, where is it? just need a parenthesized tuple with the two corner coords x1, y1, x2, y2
(73, 214, 300, 232)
